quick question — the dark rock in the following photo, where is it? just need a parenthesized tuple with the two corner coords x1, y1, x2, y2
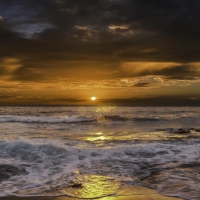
(0, 165, 27, 181)
(175, 129, 190, 134)
(155, 129, 167, 132)
(104, 115, 129, 121)
(71, 183, 83, 188)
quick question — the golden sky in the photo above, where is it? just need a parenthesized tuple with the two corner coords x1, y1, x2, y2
(1, 0, 200, 105)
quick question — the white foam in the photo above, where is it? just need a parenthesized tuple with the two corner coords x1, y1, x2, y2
(0, 115, 96, 123)
(0, 139, 199, 197)
(0, 106, 200, 199)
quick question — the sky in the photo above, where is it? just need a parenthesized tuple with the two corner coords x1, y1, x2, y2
(1, 0, 200, 105)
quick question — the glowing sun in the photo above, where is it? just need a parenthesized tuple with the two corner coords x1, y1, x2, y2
(91, 97, 96, 101)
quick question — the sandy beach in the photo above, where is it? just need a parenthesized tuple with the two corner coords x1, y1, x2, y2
(0, 194, 182, 200)
(0, 186, 182, 200)
(0, 195, 182, 200)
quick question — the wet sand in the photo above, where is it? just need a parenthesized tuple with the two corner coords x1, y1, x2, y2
(0, 195, 182, 200)
(0, 186, 182, 200)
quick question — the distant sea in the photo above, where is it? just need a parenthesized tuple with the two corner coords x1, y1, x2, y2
(0, 106, 199, 199)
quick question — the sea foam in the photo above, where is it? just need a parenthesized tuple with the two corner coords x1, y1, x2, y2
(0, 139, 199, 198)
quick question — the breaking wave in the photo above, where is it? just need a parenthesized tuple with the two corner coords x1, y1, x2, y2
(0, 114, 165, 123)
(0, 139, 199, 199)
(0, 115, 96, 123)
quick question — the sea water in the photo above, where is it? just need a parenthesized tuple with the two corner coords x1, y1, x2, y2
(0, 106, 199, 199)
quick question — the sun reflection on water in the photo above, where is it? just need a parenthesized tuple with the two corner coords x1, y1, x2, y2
(86, 132, 111, 142)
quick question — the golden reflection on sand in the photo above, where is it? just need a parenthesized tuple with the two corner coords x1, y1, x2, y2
(63, 174, 120, 199)
(63, 174, 168, 199)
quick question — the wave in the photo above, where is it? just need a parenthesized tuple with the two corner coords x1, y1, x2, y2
(0, 115, 96, 123)
(104, 115, 163, 121)
(1, 114, 198, 124)
(0, 114, 164, 123)
(0, 139, 199, 198)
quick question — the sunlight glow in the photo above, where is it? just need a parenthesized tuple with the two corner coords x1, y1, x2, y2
(87, 136, 106, 141)
(91, 97, 96, 101)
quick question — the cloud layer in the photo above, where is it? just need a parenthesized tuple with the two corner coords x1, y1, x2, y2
(1, 0, 200, 103)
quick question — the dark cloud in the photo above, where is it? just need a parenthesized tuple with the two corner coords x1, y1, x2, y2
(1, 0, 200, 83)
(136, 64, 200, 80)
(100, 95, 200, 106)
(153, 65, 200, 80)
(134, 82, 150, 87)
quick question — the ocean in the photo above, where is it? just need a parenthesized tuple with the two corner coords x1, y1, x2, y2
(0, 106, 199, 199)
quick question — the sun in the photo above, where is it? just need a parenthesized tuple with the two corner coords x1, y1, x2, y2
(91, 97, 96, 101)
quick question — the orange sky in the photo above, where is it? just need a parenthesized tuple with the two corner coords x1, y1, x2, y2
(1, 0, 200, 105)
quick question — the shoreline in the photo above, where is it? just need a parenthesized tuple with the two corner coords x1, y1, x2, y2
(0, 195, 183, 200)
(0, 186, 183, 200)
